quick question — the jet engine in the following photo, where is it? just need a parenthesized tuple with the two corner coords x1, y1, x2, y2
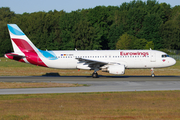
(102, 65, 125, 75)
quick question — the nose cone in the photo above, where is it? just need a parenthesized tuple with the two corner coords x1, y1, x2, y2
(171, 58, 176, 66)
(168, 57, 176, 66)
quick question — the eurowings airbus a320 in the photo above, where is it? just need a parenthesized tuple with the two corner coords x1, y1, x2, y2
(4, 24, 176, 78)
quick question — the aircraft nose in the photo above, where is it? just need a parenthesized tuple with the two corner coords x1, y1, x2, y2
(171, 58, 176, 66)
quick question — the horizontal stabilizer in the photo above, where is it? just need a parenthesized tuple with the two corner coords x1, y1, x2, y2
(4, 53, 26, 61)
(5, 53, 26, 58)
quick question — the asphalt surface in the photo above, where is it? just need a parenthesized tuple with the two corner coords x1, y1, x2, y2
(0, 76, 180, 94)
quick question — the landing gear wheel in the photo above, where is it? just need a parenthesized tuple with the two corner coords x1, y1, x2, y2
(92, 72, 98, 78)
(151, 73, 155, 78)
(151, 68, 155, 78)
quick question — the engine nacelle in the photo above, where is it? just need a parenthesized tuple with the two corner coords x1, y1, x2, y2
(102, 65, 125, 75)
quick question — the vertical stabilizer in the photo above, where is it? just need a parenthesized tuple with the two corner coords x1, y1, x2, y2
(7, 24, 38, 54)
(6, 24, 47, 67)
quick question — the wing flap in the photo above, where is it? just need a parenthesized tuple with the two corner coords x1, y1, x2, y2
(76, 58, 108, 65)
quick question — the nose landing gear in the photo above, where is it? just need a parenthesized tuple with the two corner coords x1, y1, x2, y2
(151, 68, 155, 77)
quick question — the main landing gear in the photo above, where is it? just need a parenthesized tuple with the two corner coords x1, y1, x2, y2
(92, 72, 98, 78)
(151, 68, 155, 77)
(92, 67, 99, 78)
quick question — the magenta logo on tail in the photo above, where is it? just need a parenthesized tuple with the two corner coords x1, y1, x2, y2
(12, 38, 35, 52)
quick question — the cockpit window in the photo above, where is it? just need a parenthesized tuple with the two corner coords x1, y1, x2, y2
(162, 54, 169, 58)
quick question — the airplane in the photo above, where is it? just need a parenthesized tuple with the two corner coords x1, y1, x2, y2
(4, 24, 176, 78)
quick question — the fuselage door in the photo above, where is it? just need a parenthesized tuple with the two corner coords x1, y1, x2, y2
(150, 52, 156, 62)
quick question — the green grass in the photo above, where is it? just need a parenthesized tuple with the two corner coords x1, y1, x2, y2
(0, 82, 87, 89)
(0, 57, 36, 67)
(0, 91, 180, 119)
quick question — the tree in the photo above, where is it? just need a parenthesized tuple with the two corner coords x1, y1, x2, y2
(0, 7, 15, 56)
(87, 6, 113, 50)
(116, 33, 154, 50)
(159, 5, 180, 50)
(132, 38, 148, 49)
(160, 19, 180, 50)
(108, 24, 124, 50)
(144, 41, 154, 50)
(126, 7, 147, 36)
(137, 14, 163, 49)
(0, 7, 15, 22)
(116, 33, 134, 50)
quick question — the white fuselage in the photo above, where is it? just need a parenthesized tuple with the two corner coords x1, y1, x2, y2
(37, 50, 176, 69)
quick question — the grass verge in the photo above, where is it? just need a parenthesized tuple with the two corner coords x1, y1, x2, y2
(0, 91, 180, 119)
(0, 82, 85, 89)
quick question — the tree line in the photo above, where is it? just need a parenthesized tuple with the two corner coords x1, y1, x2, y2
(0, 0, 180, 57)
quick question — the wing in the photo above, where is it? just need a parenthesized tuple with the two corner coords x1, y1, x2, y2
(76, 58, 124, 70)
(76, 58, 108, 65)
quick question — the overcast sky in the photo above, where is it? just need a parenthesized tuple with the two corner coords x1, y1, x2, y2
(0, 0, 180, 14)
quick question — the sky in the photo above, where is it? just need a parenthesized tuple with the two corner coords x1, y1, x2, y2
(0, 0, 180, 14)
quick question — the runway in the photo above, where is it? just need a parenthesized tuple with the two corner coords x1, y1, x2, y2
(0, 76, 180, 94)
